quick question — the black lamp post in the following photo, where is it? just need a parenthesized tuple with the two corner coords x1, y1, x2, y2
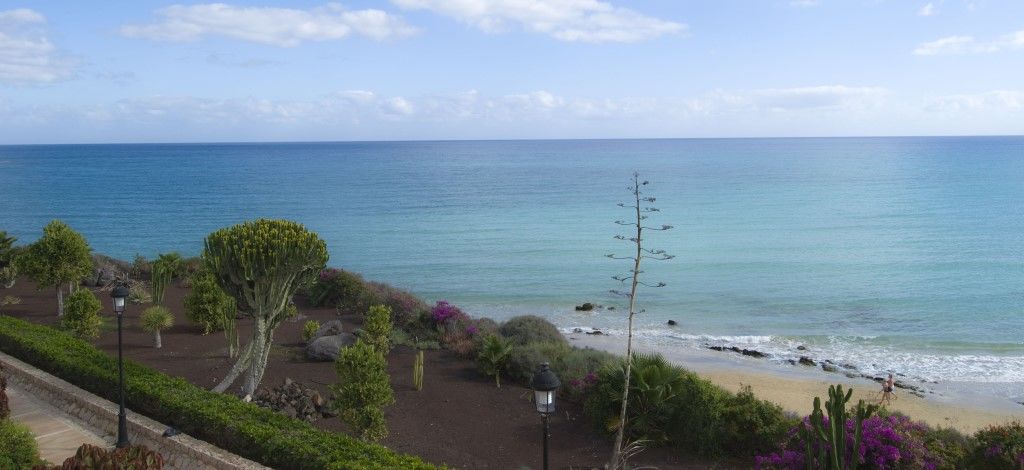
(531, 362, 560, 470)
(110, 284, 130, 448)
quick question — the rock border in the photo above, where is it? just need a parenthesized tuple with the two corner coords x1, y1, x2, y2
(0, 350, 268, 470)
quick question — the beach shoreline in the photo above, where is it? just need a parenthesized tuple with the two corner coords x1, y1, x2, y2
(569, 332, 1024, 434)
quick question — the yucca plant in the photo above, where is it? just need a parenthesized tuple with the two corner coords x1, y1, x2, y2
(477, 334, 513, 388)
(140, 306, 174, 349)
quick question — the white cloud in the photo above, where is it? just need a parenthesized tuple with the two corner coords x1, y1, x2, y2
(927, 90, 1024, 112)
(695, 86, 889, 113)
(914, 30, 1024, 55)
(121, 3, 417, 46)
(392, 0, 684, 43)
(0, 9, 75, 84)
(917, 3, 936, 16)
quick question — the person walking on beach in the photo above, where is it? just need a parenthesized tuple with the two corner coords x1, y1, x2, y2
(878, 373, 896, 406)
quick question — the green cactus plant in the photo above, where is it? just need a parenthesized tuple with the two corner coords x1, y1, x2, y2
(800, 384, 878, 470)
(150, 257, 172, 305)
(413, 349, 424, 391)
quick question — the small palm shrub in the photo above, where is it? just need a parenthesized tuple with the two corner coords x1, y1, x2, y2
(968, 422, 1024, 469)
(183, 271, 235, 334)
(303, 320, 321, 342)
(499, 315, 566, 346)
(140, 306, 174, 349)
(331, 340, 394, 442)
(130, 254, 150, 279)
(363, 304, 393, 354)
(0, 419, 40, 469)
(309, 268, 365, 308)
(154, 252, 184, 278)
(61, 288, 103, 339)
(477, 334, 513, 388)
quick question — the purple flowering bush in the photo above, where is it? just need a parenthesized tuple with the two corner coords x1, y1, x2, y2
(756, 413, 942, 469)
(968, 422, 1024, 469)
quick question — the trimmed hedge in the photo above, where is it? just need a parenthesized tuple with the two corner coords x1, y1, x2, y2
(0, 315, 438, 470)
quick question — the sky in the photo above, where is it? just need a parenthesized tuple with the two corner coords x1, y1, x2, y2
(1, 0, 1022, 144)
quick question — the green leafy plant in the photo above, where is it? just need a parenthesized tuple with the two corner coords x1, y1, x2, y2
(362, 304, 393, 354)
(331, 340, 395, 442)
(0, 315, 435, 469)
(477, 334, 513, 388)
(150, 253, 179, 305)
(205, 219, 328, 396)
(183, 270, 234, 335)
(155, 252, 184, 278)
(140, 306, 174, 349)
(0, 419, 40, 469)
(16, 220, 93, 316)
(308, 268, 365, 308)
(60, 288, 103, 339)
(0, 230, 17, 288)
(498, 315, 567, 347)
(130, 254, 151, 279)
(585, 352, 792, 457)
(303, 320, 321, 342)
(798, 384, 878, 470)
(505, 341, 571, 384)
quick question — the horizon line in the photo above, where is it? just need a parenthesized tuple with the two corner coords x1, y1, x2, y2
(2, 133, 1023, 147)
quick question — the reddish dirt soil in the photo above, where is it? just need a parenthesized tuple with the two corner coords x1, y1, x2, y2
(2, 278, 739, 469)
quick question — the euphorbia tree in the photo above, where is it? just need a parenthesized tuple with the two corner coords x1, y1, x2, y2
(205, 219, 327, 396)
(17, 220, 93, 316)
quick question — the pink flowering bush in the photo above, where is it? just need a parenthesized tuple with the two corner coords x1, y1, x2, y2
(756, 413, 943, 469)
(968, 422, 1024, 469)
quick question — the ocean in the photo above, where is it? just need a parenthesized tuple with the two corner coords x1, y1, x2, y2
(1, 137, 1022, 400)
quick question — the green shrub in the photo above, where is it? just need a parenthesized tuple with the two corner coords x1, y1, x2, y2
(140, 306, 174, 349)
(128, 280, 151, 304)
(150, 254, 177, 305)
(498, 315, 566, 347)
(0, 418, 40, 469)
(0, 315, 435, 469)
(183, 271, 235, 335)
(477, 334, 513, 388)
(154, 252, 184, 278)
(61, 288, 103, 339)
(357, 282, 428, 327)
(921, 423, 972, 469)
(303, 320, 321, 342)
(968, 422, 1024, 469)
(585, 352, 792, 457)
(390, 328, 440, 350)
(505, 341, 571, 384)
(331, 341, 394, 442)
(363, 305, 393, 354)
(130, 254, 150, 279)
(309, 268, 365, 308)
(555, 347, 618, 401)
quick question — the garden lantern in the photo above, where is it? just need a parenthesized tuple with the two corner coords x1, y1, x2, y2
(531, 362, 560, 470)
(110, 284, 130, 448)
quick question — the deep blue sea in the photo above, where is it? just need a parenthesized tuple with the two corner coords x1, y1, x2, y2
(1, 137, 1022, 389)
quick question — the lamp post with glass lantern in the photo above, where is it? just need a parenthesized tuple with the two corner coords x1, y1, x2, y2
(531, 362, 560, 470)
(110, 284, 130, 448)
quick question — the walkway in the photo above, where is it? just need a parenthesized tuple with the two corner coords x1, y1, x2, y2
(7, 383, 109, 465)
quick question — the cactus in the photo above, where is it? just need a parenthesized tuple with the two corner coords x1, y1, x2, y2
(44, 443, 164, 469)
(205, 219, 328, 396)
(413, 350, 424, 391)
(801, 384, 878, 469)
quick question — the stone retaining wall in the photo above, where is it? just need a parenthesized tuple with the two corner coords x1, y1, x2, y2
(0, 351, 268, 470)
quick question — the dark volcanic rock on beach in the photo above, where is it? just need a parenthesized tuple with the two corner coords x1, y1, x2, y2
(575, 303, 595, 311)
(798, 356, 816, 366)
(666, 320, 677, 326)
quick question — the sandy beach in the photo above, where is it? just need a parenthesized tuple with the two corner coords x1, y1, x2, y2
(570, 332, 1024, 434)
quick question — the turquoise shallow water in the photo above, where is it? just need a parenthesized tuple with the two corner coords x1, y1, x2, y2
(1, 137, 1022, 388)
